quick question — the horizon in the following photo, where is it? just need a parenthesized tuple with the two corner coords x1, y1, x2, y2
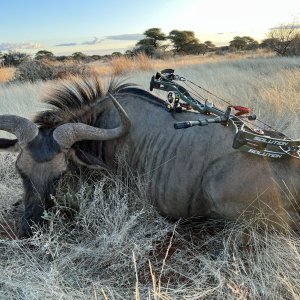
(1, 0, 299, 56)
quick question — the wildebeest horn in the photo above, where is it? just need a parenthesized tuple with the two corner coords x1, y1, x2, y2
(0, 115, 38, 145)
(53, 94, 131, 149)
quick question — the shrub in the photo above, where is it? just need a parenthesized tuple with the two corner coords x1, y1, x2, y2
(285, 36, 300, 56)
(3, 51, 30, 67)
(52, 62, 90, 79)
(133, 44, 156, 57)
(13, 60, 91, 82)
(14, 60, 53, 82)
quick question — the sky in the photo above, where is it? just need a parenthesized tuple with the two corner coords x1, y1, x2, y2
(0, 0, 299, 55)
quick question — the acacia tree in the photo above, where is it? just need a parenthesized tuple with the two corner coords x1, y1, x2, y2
(168, 30, 199, 53)
(137, 28, 167, 49)
(135, 28, 167, 57)
(229, 36, 258, 50)
(204, 41, 215, 48)
(72, 52, 86, 61)
(35, 50, 55, 60)
(266, 20, 300, 56)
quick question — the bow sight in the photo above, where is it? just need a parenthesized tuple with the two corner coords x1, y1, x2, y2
(150, 69, 300, 160)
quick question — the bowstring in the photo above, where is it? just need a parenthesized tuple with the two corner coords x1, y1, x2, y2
(185, 79, 286, 135)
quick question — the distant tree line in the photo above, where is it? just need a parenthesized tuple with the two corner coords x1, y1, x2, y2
(134, 24, 300, 57)
(0, 50, 118, 67)
(130, 28, 216, 57)
(0, 20, 299, 69)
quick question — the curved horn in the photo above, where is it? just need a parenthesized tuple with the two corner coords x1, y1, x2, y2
(53, 94, 131, 149)
(0, 115, 38, 145)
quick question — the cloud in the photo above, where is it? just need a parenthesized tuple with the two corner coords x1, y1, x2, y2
(269, 24, 300, 30)
(81, 37, 104, 45)
(56, 37, 104, 47)
(55, 42, 78, 47)
(0, 42, 41, 51)
(105, 34, 144, 41)
(215, 32, 236, 35)
(54, 34, 142, 49)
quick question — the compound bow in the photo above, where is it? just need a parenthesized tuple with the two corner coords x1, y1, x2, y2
(150, 69, 300, 160)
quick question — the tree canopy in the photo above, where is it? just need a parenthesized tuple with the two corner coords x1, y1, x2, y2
(137, 28, 166, 49)
(35, 50, 54, 60)
(135, 28, 216, 56)
(72, 52, 86, 60)
(229, 36, 258, 50)
(204, 41, 215, 48)
(168, 30, 199, 53)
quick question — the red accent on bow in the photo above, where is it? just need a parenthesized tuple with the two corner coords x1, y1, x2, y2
(230, 106, 251, 116)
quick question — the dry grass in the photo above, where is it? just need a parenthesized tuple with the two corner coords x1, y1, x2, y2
(109, 53, 153, 75)
(0, 162, 300, 299)
(262, 68, 300, 114)
(0, 67, 15, 82)
(0, 50, 273, 83)
(1, 55, 300, 299)
(91, 50, 274, 76)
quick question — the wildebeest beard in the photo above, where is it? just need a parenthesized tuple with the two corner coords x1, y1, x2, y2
(20, 171, 60, 236)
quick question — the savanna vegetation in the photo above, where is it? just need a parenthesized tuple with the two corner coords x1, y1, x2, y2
(0, 54, 300, 299)
(1, 20, 299, 84)
(0, 17, 300, 299)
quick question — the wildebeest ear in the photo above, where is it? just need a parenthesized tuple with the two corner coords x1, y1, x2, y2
(0, 138, 20, 152)
(68, 148, 112, 172)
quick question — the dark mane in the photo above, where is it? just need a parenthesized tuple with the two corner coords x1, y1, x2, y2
(34, 77, 133, 127)
(34, 77, 166, 128)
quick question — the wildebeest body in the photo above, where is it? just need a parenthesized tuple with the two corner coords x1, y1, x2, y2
(0, 78, 299, 236)
(96, 89, 300, 228)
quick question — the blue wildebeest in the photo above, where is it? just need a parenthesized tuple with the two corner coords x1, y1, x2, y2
(0, 77, 299, 236)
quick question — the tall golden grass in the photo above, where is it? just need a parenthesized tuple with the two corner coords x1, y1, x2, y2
(0, 67, 15, 82)
(0, 50, 273, 82)
(262, 68, 300, 113)
(91, 50, 274, 76)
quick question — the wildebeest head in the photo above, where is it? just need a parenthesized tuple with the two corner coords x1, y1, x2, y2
(0, 94, 131, 237)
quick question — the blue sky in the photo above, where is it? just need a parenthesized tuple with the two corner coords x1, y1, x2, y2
(1, 0, 299, 55)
